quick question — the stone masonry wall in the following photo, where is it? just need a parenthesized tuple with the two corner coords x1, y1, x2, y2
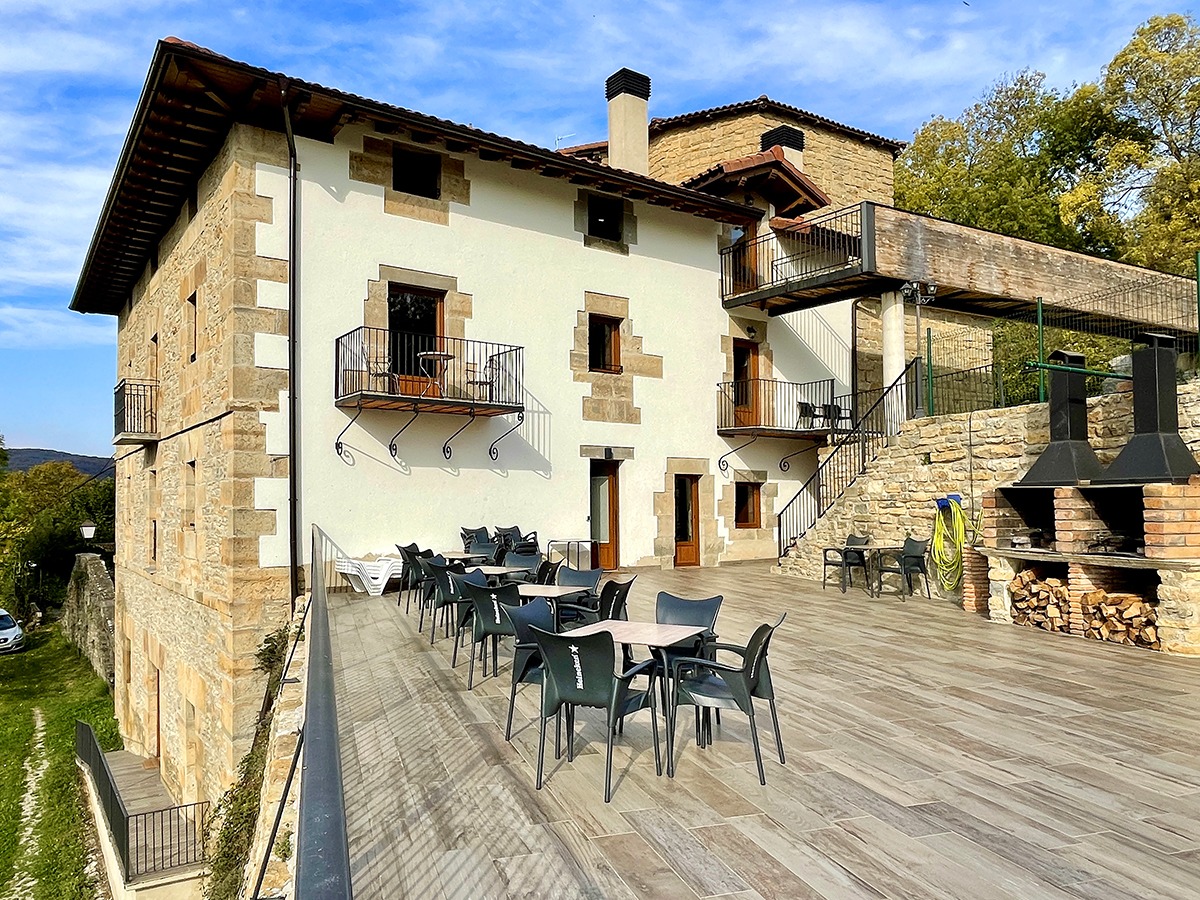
(777, 377, 1200, 593)
(62, 553, 115, 686)
(855, 300, 994, 395)
(113, 123, 293, 804)
(648, 111, 895, 207)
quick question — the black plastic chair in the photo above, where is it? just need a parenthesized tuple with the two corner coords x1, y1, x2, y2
(414, 554, 446, 631)
(462, 581, 520, 689)
(501, 550, 542, 583)
(668, 615, 786, 785)
(447, 568, 489, 666)
(471, 541, 504, 565)
(558, 576, 636, 628)
(822, 535, 871, 594)
(534, 559, 563, 585)
(427, 559, 466, 644)
(493, 525, 528, 549)
(461, 526, 489, 550)
(500, 597, 556, 741)
(395, 544, 432, 611)
(530, 626, 661, 802)
(876, 537, 932, 600)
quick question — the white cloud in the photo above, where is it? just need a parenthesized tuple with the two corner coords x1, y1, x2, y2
(0, 306, 113, 349)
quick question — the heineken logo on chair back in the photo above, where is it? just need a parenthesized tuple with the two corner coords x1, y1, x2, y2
(569, 644, 584, 689)
(491, 593, 501, 624)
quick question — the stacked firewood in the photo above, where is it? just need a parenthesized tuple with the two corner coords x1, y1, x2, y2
(1008, 570, 1070, 632)
(1080, 590, 1160, 650)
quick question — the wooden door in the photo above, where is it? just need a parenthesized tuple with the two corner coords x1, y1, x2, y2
(673, 475, 700, 567)
(730, 222, 759, 294)
(590, 460, 620, 570)
(733, 339, 760, 427)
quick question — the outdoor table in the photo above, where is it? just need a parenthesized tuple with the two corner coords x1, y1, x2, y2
(569, 620, 706, 648)
(468, 565, 529, 577)
(416, 349, 455, 397)
(869, 547, 905, 597)
(443, 550, 489, 562)
(517, 582, 591, 623)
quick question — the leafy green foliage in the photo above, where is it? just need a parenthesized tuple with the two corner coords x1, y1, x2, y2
(203, 629, 289, 900)
(0, 462, 114, 618)
(991, 320, 1131, 405)
(0, 628, 120, 898)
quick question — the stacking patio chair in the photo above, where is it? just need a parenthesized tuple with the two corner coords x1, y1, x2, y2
(395, 544, 432, 611)
(426, 559, 467, 644)
(668, 615, 786, 785)
(822, 534, 871, 594)
(462, 581, 520, 689)
(461, 526, 490, 551)
(529, 626, 661, 802)
(557, 576, 636, 629)
(533, 559, 562, 585)
(500, 597, 555, 742)
(554, 566, 604, 626)
(493, 525, 528, 549)
(471, 540, 504, 565)
(875, 537, 932, 600)
(448, 568, 489, 666)
(501, 549, 543, 583)
(414, 554, 446, 632)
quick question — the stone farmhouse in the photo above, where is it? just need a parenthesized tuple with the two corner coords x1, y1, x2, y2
(71, 36, 1188, 811)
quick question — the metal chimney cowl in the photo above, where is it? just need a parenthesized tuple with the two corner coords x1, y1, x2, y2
(1096, 333, 1200, 484)
(1017, 349, 1105, 486)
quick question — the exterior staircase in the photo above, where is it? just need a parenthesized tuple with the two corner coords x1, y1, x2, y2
(776, 359, 922, 557)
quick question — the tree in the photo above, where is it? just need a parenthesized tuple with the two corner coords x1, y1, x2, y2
(0, 433, 8, 474)
(895, 70, 1147, 257)
(1057, 15, 1200, 275)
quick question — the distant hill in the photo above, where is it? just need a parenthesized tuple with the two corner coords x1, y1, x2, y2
(7, 449, 114, 477)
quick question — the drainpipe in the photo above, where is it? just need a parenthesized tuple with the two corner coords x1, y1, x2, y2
(281, 80, 301, 611)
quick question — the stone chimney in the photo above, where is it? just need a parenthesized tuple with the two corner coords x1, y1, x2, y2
(761, 125, 805, 171)
(606, 68, 651, 175)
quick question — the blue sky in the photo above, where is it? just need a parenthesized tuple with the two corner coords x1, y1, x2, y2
(0, 0, 1178, 457)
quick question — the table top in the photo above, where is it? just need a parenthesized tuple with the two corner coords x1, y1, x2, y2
(569, 620, 707, 647)
(517, 584, 590, 598)
(468, 565, 530, 576)
(442, 550, 488, 561)
(417, 350, 455, 361)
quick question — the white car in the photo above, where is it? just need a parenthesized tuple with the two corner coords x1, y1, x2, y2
(0, 609, 25, 654)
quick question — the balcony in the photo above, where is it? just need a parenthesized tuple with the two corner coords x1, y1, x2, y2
(717, 377, 855, 439)
(721, 202, 1195, 335)
(334, 327, 524, 417)
(114, 379, 158, 444)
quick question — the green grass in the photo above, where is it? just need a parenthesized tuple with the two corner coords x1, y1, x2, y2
(0, 627, 120, 899)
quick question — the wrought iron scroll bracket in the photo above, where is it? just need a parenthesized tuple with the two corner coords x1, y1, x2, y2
(335, 402, 363, 458)
(388, 404, 421, 459)
(442, 410, 477, 460)
(717, 434, 757, 474)
(488, 410, 525, 461)
(779, 440, 818, 472)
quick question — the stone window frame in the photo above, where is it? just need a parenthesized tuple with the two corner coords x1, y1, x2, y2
(574, 190, 637, 255)
(349, 134, 471, 226)
(734, 481, 762, 529)
(570, 292, 662, 425)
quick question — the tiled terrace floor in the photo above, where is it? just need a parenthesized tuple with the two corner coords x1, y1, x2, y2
(329, 563, 1200, 899)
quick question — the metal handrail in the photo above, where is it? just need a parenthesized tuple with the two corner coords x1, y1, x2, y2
(294, 524, 353, 898)
(716, 377, 836, 432)
(334, 326, 524, 408)
(777, 359, 922, 557)
(76, 721, 208, 880)
(719, 204, 865, 301)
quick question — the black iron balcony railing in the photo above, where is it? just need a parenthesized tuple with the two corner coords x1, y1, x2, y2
(720, 204, 865, 301)
(334, 326, 524, 410)
(717, 378, 847, 433)
(75, 721, 209, 880)
(114, 379, 158, 440)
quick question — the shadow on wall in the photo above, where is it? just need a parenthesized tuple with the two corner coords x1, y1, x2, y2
(774, 309, 852, 390)
(333, 388, 553, 476)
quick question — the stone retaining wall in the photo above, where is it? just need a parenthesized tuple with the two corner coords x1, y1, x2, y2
(62, 553, 115, 685)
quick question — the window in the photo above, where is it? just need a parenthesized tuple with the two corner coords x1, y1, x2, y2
(735, 482, 762, 529)
(588, 314, 621, 373)
(392, 146, 441, 199)
(183, 460, 196, 530)
(587, 194, 624, 243)
(186, 293, 197, 363)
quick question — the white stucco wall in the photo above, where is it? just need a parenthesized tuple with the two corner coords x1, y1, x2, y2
(293, 127, 828, 565)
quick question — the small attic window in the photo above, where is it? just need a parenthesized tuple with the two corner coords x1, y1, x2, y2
(393, 146, 441, 199)
(587, 195, 624, 243)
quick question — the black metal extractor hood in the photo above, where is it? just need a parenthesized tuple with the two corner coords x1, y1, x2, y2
(1017, 349, 1105, 486)
(1096, 333, 1200, 484)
